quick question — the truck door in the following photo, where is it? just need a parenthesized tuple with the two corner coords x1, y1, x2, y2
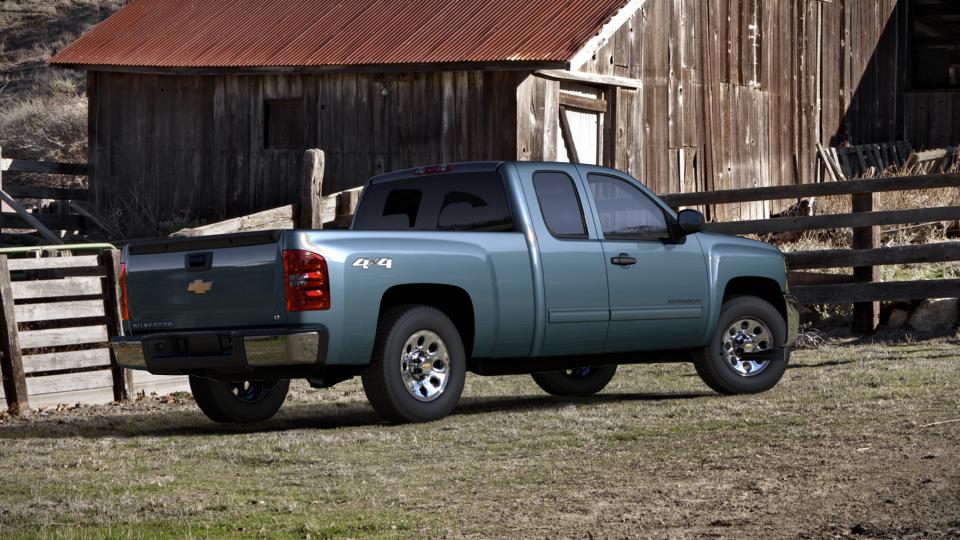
(520, 167, 610, 357)
(582, 171, 709, 353)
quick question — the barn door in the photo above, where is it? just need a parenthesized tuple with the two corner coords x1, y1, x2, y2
(557, 83, 609, 166)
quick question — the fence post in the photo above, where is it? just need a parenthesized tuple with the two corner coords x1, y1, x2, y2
(851, 191, 880, 332)
(99, 250, 131, 401)
(0, 255, 29, 414)
(300, 149, 325, 229)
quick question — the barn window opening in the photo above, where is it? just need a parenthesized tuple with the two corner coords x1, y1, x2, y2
(556, 82, 608, 166)
(909, 0, 960, 91)
(264, 99, 305, 150)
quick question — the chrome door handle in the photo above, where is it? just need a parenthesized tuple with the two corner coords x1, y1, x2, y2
(611, 253, 637, 266)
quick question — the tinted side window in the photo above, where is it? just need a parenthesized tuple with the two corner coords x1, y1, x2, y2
(587, 174, 667, 238)
(533, 171, 587, 238)
(353, 172, 514, 232)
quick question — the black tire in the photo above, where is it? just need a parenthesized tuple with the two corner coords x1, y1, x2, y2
(361, 305, 466, 423)
(189, 376, 289, 423)
(694, 295, 788, 395)
(531, 365, 618, 397)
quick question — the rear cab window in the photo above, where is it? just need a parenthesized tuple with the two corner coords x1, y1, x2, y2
(353, 171, 515, 232)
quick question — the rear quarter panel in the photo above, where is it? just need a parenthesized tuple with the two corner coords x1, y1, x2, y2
(286, 230, 535, 365)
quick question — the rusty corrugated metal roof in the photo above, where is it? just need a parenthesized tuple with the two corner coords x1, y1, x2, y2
(50, 0, 631, 69)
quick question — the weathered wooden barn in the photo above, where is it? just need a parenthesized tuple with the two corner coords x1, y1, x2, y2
(50, 0, 960, 233)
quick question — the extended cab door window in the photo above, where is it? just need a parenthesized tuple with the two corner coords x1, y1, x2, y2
(585, 173, 709, 353)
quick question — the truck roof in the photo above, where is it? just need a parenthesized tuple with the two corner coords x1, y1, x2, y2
(368, 161, 506, 185)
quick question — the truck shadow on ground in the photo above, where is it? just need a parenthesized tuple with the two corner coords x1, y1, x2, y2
(0, 391, 710, 440)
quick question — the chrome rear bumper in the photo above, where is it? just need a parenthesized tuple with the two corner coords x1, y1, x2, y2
(110, 329, 324, 372)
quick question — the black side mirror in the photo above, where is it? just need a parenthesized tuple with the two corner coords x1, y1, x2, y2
(677, 209, 705, 234)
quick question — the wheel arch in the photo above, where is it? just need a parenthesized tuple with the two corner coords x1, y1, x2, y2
(378, 284, 476, 356)
(722, 276, 787, 321)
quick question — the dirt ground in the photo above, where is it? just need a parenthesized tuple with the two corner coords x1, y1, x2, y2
(0, 338, 958, 539)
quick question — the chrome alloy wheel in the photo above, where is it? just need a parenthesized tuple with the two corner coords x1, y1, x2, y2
(400, 330, 450, 402)
(722, 317, 773, 377)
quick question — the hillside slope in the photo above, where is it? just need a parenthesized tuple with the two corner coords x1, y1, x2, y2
(0, 0, 121, 164)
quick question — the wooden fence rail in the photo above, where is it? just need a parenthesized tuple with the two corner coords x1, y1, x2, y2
(0, 146, 92, 244)
(661, 172, 960, 332)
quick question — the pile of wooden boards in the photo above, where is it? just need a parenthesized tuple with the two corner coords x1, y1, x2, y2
(817, 141, 960, 180)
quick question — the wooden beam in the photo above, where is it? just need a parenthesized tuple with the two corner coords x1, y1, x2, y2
(816, 143, 841, 181)
(851, 189, 880, 332)
(0, 256, 29, 414)
(559, 93, 608, 113)
(558, 106, 580, 164)
(0, 189, 63, 244)
(22, 349, 111, 375)
(14, 299, 105, 323)
(787, 272, 857, 286)
(171, 205, 295, 237)
(300, 149, 325, 229)
(535, 69, 642, 90)
(659, 173, 960, 207)
(786, 242, 960, 270)
(6, 255, 100, 271)
(70, 203, 120, 238)
(320, 187, 364, 229)
(792, 279, 960, 305)
(11, 276, 103, 300)
(100, 250, 130, 402)
(0, 212, 85, 231)
(703, 206, 960, 235)
(18, 325, 109, 350)
(2, 184, 89, 201)
(0, 158, 88, 176)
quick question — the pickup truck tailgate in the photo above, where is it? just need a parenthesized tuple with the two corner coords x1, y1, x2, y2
(125, 232, 287, 332)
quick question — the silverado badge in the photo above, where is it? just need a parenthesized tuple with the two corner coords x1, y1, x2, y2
(187, 279, 213, 295)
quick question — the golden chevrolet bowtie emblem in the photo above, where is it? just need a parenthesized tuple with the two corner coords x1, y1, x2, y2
(187, 279, 213, 295)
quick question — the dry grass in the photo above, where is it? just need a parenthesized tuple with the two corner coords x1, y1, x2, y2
(0, 340, 958, 539)
(0, 0, 122, 165)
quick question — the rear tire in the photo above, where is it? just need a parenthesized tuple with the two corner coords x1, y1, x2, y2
(189, 376, 289, 423)
(361, 305, 466, 423)
(694, 295, 788, 395)
(531, 365, 618, 397)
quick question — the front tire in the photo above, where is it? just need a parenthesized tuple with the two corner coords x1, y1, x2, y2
(531, 366, 618, 397)
(694, 295, 788, 395)
(361, 305, 466, 423)
(189, 376, 289, 423)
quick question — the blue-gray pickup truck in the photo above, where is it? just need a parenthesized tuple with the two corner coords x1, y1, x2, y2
(111, 162, 799, 423)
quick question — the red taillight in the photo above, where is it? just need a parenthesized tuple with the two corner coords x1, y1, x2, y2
(283, 250, 330, 311)
(414, 164, 452, 175)
(119, 262, 130, 321)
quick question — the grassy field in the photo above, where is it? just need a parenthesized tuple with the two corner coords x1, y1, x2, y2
(0, 339, 958, 539)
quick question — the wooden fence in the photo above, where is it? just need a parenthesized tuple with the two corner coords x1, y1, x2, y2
(0, 146, 99, 244)
(0, 250, 186, 413)
(660, 173, 960, 332)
